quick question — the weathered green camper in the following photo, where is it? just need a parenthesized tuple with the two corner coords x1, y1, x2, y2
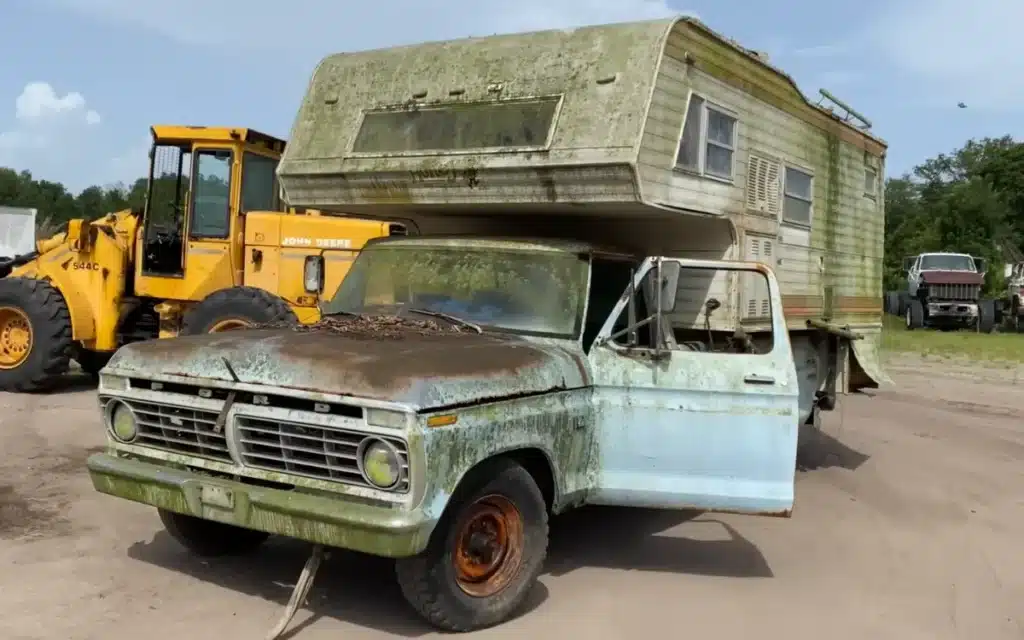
(87, 16, 889, 635)
(279, 15, 888, 389)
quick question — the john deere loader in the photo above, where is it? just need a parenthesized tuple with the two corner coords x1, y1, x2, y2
(0, 125, 402, 391)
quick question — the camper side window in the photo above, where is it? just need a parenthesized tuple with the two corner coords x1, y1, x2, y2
(676, 94, 737, 181)
(782, 166, 813, 226)
(864, 167, 877, 198)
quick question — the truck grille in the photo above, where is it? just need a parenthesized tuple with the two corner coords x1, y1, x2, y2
(235, 416, 410, 491)
(928, 283, 980, 301)
(104, 397, 232, 462)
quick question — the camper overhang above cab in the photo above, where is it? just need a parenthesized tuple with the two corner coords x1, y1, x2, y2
(277, 16, 884, 226)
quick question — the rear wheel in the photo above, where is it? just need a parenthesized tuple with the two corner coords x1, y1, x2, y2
(395, 458, 548, 632)
(158, 509, 269, 557)
(180, 287, 298, 335)
(977, 298, 996, 333)
(0, 277, 72, 391)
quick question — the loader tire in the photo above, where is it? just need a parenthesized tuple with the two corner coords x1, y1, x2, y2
(180, 287, 298, 335)
(0, 277, 73, 391)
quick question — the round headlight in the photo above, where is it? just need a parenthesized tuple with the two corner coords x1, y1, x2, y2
(106, 400, 138, 442)
(358, 438, 402, 489)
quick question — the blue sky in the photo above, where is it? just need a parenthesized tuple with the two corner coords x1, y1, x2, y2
(1, 0, 1020, 193)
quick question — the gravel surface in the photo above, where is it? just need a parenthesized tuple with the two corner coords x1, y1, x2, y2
(0, 359, 1020, 639)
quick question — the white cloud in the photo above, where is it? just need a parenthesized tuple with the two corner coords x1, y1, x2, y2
(0, 82, 105, 191)
(30, 0, 694, 190)
(0, 82, 102, 148)
(865, 0, 1024, 110)
(45, 0, 686, 53)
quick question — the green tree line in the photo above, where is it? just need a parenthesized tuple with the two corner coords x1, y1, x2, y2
(0, 167, 150, 235)
(4, 134, 1024, 296)
(884, 136, 1024, 295)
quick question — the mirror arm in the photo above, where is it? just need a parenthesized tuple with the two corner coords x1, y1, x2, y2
(654, 258, 663, 355)
(627, 266, 637, 346)
(605, 314, 658, 344)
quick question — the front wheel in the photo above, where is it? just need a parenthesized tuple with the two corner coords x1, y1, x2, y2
(158, 509, 269, 557)
(395, 459, 549, 632)
(905, 299, 925, 330)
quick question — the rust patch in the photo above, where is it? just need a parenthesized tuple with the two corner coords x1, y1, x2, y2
(256, 314, 473, 339)
(110, 317, 573, 404)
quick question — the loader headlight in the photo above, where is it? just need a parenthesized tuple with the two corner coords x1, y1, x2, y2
(303, 255, 324, 293)
(104, 399, 138, 442)
(357, 438, 402, 489)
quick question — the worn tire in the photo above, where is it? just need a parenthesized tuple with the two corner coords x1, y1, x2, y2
(0, 277, 73, 391)
(977, 298, 996, 333)
(395, 458, 549, 633)
(157, 508, 269, 557)
(180, 286, 298, 335)
(905, 299, 925, 330)
(897, 291, 910, 317)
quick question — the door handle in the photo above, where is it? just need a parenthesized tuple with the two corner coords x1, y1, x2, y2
(744, 374, 776, 385)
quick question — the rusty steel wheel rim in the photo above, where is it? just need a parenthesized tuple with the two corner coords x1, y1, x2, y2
(208, 318, 251, 333)
(452, 494, 525, 597)
(0, 306, 33, 370)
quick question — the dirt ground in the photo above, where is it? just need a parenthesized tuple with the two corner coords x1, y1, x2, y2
(0, 360, 1021, 640)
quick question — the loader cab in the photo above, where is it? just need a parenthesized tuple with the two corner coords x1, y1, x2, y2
(133, 125, 285, 299)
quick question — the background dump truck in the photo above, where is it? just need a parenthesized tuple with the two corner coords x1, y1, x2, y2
(0, 125, 403, 392)
(281, 16, 889, 399)
(88, 17, 889, 634)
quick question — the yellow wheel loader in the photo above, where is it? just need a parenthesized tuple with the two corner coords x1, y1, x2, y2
(0, 125, 401, 391)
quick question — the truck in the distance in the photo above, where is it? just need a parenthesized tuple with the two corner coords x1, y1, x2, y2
(888, 252, 995, 332)
(86, 16, 889, 633)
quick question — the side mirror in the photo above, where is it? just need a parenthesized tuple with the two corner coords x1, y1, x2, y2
(657, 259, 680, 313)
(974, 257, 987, 274)
(902, 256, 915, 272)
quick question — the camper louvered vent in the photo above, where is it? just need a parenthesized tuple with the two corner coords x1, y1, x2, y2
(742, 233, 775, 321)
(746, 154, 781, 215)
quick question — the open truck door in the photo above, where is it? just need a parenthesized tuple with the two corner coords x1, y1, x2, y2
(585, 257, 800, 515)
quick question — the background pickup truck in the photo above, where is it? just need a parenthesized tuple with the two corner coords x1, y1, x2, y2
(886, 252, 995, 332)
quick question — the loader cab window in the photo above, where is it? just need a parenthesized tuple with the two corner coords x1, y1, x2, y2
(140, 143, 191, 276)
(189, 149, 233, 239)
(240, 152, 280, 213)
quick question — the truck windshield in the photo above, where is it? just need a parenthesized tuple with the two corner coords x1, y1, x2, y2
(919, 255, 975, 271)
(323, 243, 589, 338)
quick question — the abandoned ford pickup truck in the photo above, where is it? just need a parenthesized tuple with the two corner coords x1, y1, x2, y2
(87, 15, 887, 633)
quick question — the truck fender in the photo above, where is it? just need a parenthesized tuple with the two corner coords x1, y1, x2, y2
(425, 446, 560, 526)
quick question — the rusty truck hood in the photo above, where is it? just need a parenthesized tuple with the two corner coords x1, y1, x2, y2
(106, 327, 591, 410)
(919, 270, 984, 285)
